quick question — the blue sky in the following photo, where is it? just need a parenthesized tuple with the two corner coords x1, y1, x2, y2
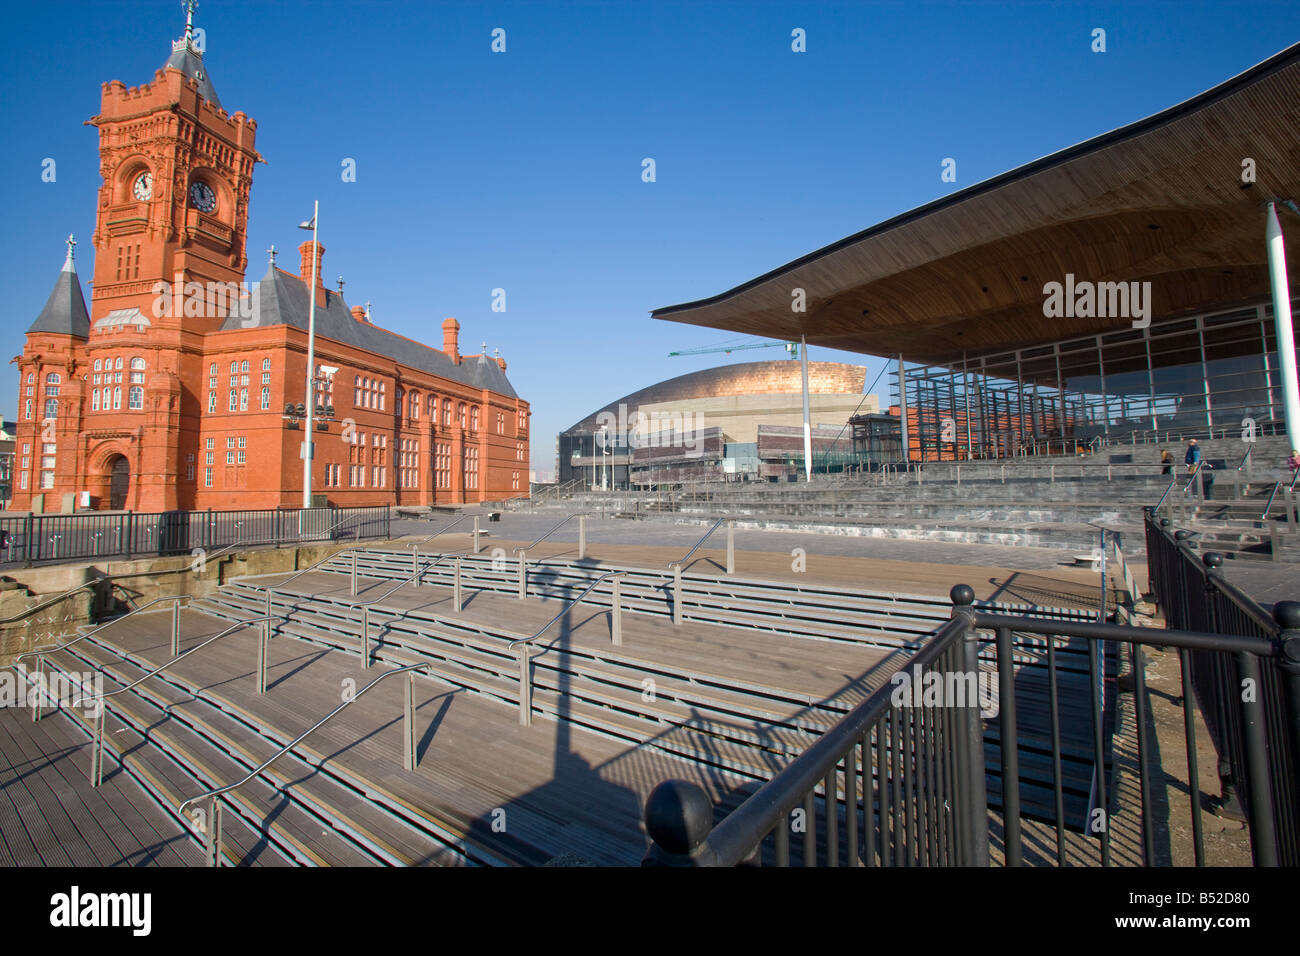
(3, 0, 1298, 478)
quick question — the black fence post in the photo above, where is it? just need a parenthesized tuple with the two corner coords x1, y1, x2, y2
(23, 512, 33, 567)
(1275, 601, 1300, 848)
(950, 584, 988, 866)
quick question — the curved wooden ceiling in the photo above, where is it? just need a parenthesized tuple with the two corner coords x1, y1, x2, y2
(653, 43, 1300, 366)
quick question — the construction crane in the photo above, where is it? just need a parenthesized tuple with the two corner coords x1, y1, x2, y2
(668, 340, 799, 359)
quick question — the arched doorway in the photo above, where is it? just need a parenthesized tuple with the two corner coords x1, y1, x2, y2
(108, 456, 130, 510)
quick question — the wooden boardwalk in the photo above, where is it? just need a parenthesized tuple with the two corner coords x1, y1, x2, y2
(0, 702, 207, 866)
(24, 592, 894, 866)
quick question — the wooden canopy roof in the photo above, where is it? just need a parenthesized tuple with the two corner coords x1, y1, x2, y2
(652, 43, 1300, 367)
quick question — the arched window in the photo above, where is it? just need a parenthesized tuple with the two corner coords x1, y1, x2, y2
(458, 403, 467, 428)
(112, 386, 122, 410)
(92, 390, 100, 411)
(354, 375, 361, 405)
(396, 388, 404, 417)
(45, 373, 62, 397)
(262, 357, 271, 371)
(26, 372, 34, 384)
(229, 390, 237, 411)
(261, 387, 270, 410)
(241, 360, 249, 373)
(94, 359, 103, 372)
(210, 363, 218, 376)
(114, 357, 123, 370)
(409, 391, 419, 420)
(239, 389, 248, 411)
(428, 395, 436, 420)
(128, 386, 143, 410)
(470, 405, 480, 432)
(443, 401, 452, 426)
(102, 387, 111, 409)
(130, 357, 145, 370)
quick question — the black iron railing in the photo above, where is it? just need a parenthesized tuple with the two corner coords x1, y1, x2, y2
(645, 567, 1300, 866)
(0, 505, 390, 566)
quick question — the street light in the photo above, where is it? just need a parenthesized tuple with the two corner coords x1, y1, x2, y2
(600, 423, 609, 490)
(298, 202, 319, 509)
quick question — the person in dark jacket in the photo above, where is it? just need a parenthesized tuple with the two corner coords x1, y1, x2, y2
(1160, 449, 1173, 475)
(1184, 439, 1201, 473)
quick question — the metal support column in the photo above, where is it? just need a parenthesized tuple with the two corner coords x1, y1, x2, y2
(1266, 202, 1300, 452)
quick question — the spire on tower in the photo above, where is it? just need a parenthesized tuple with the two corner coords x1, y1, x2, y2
(63, 234, 76, 272)
(182, 0, 198, 44)
(267, 244, 277, 266)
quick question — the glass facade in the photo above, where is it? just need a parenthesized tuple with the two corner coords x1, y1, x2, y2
(899, 300, 1297, 462)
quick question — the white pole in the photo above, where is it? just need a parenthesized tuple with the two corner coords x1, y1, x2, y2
(898, 354, 911, 465)
(800, 335, 812, 481)
(1266, 202, 1300, 453)
(302, 200, 319, 509)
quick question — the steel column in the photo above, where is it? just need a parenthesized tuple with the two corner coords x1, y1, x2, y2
(1266, 202, 1300, 452)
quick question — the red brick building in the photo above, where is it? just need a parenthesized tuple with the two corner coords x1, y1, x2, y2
(12, 16, 528, 513)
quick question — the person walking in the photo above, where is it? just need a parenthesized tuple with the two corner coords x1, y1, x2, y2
(1184, 439, 1201, 474)
(1288, 448, 1300, 474)
(1160, 449, 1173, 475)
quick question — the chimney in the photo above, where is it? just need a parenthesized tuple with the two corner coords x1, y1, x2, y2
(298, 240, 325, 306)
(351, 306, 367, 323)
(442, 317, 460, 363)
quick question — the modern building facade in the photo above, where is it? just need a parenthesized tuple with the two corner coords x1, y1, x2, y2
(13, 15, 528, 513)
(653, 44, 1300, 466)
(557, 360, 877, 487)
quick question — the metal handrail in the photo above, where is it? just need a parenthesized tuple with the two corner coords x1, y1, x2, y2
(69, 615, 273, 712)
(13, 593, 193, 666)
(349, 548, 471, 611)
(1236, 445, 1253, 471)
(177, 660, 428, 822)
(667, 516, 728, 569)
(0, 530, 249, 628)
(1152, 475, 1178, 513)
(512, 511, 586, 556)
(507, 569, 628, 652)
(269, 512, 436, 595)
(1257, 469, 1295, 520)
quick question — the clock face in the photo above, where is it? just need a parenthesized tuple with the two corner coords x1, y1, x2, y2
(132, 171, 152, 201)
(189, 180, 217, 213)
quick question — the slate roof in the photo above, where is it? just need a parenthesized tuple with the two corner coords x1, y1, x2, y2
(28, 248, 90, 338)
(223, 263, 517, 399)
(163, 41, 222, 108)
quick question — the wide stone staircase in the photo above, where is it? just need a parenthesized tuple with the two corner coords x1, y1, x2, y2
(551, 436, 1298, 559)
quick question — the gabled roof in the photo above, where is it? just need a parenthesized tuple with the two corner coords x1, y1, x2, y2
(224, 263, 518, 399)
(28, 246, 90, 338)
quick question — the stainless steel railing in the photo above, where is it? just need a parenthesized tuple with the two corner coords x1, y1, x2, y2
(68, 615, 274, 789)
(507, 568, 629, 726)
(177, 659, 431, 866)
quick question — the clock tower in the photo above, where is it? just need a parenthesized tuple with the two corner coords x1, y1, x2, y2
(87, 0, 262, 332)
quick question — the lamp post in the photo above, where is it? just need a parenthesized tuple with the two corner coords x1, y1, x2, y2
(299, 202, 319, 510)
(599, 423, 609, 490)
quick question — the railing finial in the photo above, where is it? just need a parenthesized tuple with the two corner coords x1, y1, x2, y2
(643, 779, 714, 865)
(1202, 551, 1224, 570)
(1273, 600, 1300, 632)
(950, 584, 975, 606)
